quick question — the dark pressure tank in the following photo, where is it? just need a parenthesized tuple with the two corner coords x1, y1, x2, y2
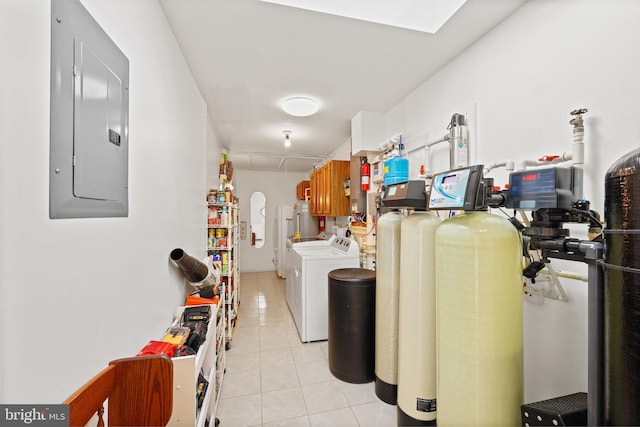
(604, 147, 640, 425)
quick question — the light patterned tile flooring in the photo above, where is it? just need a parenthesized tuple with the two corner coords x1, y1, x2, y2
(216, 272, 396, 427)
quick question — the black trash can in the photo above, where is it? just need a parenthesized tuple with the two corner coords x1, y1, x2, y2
(328, 268, 376, 383)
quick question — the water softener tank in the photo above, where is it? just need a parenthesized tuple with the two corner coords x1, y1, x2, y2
(604, 147, 640, 425)
(375, 210, 404, 404)
(397, 211, 441, 425)
(436, 211, 523, 427)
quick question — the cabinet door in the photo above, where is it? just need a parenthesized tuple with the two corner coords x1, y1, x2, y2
(309, 161, 351, 217)
(309, 171, 318, 215)
(320, 165, 330, 215)
(316, 172, 322, 213)
(338, 160, 351, 215)
(326, 160, 350, 217)
(296, 180, 310, 201)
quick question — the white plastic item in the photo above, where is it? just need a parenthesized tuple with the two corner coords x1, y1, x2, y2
(435, 211, 523, 427)
(170, 302, 225, 427)
(397, 212, 441, 423)
(375, 211, 404, 403)
(220, 207, 228, 227)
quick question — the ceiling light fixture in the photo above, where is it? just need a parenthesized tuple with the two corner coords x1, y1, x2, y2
(282, 97, 319, 117)
(283, 131, 292, 147)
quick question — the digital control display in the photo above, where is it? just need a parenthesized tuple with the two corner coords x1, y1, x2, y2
(383, 181, 427, 210)
(506, 166, 583, 210)
(429, 168, 472, 209)
(510, 169, 557, 196)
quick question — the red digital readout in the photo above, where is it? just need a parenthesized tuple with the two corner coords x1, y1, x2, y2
(522, 173, 538, 182)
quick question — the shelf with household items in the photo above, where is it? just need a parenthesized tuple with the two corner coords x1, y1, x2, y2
(221, 270, 238, 344)
(154, 300, 225, 427)
(206, 199, 239, 349)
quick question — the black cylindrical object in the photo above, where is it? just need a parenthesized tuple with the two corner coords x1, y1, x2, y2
(170, 248, 208, 283)
(604, 147, 640, 425)
(328, 268, 376, 384)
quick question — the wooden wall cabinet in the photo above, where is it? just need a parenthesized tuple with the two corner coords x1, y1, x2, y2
(309, 160, 350, 217)
(296, 180, 310, 201)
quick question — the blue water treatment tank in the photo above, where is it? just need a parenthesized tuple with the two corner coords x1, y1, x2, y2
(384, 157, 409, 186)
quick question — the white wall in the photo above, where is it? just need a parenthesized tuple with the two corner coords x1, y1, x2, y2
(328, 138, 352, 162)
(207, 121, 224, 189)
(235, 170, 308, 272)
(380, 0, 640, 402)
(0, 0, 210, 402)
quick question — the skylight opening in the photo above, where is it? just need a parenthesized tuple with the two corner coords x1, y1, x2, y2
(259, 0, 468, 34)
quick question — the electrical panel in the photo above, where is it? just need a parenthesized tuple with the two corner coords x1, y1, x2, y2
(371, 157, 384, 185)
(50, 0, 129, 218)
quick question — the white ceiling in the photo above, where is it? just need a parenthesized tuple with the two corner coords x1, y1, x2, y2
(159, 0, 528, 172)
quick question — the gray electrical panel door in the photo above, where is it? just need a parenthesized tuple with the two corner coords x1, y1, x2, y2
(73, 41, 125, 202)
(50, 0, 129, 218)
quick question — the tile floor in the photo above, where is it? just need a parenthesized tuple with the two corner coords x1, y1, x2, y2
(216, 271, 396, 427)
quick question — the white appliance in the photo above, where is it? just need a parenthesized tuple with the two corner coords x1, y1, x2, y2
(287, 236, 360, 342)
(284, 231, 333, 282)
(274, 204, 293, 278)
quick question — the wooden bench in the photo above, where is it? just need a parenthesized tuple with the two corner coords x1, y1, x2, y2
(64, 354, 173, 426)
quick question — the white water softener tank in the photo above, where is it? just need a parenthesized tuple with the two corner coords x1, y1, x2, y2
(436, 211, 523, 427)
(375, 210, 404, 404)
(397, 211, 441, 425)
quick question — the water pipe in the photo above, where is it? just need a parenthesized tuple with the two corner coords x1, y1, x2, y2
(483, 160, 515, 176)
(518, 153, 572, 170)
(517, 108, 588, 170)
(540, 268, 588, 282)
(570, 108, 588, 168)
(423, 133, 449, 178)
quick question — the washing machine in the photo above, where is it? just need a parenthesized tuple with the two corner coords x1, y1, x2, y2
(285, 232, 333, 307)
(288, 236, 360, 342)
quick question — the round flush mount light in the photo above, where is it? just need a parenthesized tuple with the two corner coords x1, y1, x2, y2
(283, 130, 292, 147)
(282, 97, 319, 117)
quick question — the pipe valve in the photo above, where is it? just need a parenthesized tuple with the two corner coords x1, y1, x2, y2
(570, 108, 588, 123)
(539, 155, 560, 162)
